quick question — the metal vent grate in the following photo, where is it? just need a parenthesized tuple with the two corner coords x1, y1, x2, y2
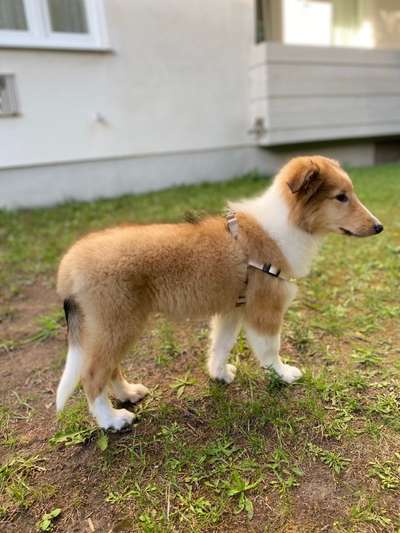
(0, 75, 19, 116)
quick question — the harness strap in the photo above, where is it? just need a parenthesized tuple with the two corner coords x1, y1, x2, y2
(226, 212, 239, 240)
(247, 260, 296, 284)
(226, 211, 297, 305)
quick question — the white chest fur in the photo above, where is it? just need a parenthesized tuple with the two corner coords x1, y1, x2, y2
(229, 185, 322, 278)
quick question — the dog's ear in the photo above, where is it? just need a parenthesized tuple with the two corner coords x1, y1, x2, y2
(287, 160, 321, 195)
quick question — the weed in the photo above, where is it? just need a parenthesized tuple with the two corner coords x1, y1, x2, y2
(157, 422, 184, 443)
(368, 454, 400, 490)
(36, 508, 62, 531)
(0, 455, 46, 512)
(307, 443, 350, 474)
(351, 347, 382, 367)
(368, 392, 399, 422)
(49, 428, 96, 447)
(26, 309, 64, 344)
(106, 483, 158, 504)
(51, 398, 95, 446)
(156, 321, 181, 366)
(224, 471, 261, 519)
(177, 489, 219, 523)
(349, 498, 392, 528)
(0, 338, 19, 353)
(267, 448, 303, 496)
(170, 374, 196, 399)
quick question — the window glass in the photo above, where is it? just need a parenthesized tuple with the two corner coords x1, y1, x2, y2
(283, 0, 332, 46)
(0, 0, 27, 30)
(256, 0, 265, 43)
(257, 0, 400, 49)
(47, 0, 88, 34)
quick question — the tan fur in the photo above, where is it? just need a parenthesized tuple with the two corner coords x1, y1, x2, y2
(278, 155, 378, 236)
(57, 155, 382, 421)
(58, 214, 290, 401)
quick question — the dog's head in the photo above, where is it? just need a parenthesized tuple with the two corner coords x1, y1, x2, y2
(276, 156, 383, 237)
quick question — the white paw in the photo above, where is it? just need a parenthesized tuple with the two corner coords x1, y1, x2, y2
(121, 384, 149, 404)
(275, 364, 302, 384)
(210, 363, 237, 384)
(100, 408, 135, 431)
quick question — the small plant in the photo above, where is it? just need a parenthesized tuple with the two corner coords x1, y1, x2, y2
(0, 338, 19, 353)
(49, 428, 96, 447)
(106, 483, 157, 504)
(157, 422, 184, 443)
(368, 392, 399, 417)
(323, 409, 354, 439)
(177, 489, 215, 520)
(224, 471, 261, 519)
(350, 499, 392, 528)
(368, 455, 400, 490)
(351, 347, 382, 367)
(0, 455, 46, 511)
(96, 431, 109, 451)
(51, 397, 93, 446)
(156, 321, 181, 366)
(138, 510, 164, 532)
(170, 374, 196, 399)
(307, 443, 350, 474)
(51, 401, 96, 446)
(0, 455, 45, 487)
(26, 310, 64, 344)
(267, 448, 303, 496)
(36, 508, 62, 531)
(205, 438, 239, 464)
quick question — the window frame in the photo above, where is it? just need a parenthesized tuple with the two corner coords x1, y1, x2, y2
(0, 0, 110, 51)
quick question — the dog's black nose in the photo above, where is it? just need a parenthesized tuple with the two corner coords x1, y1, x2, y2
(374, 223, 384, 234)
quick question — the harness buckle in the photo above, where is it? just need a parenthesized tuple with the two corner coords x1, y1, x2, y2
(226, 213, 239, 240)
(262, 263, 281, 277)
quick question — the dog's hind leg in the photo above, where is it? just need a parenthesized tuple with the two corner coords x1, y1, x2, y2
(82, 337, 136, 431)
(207, 311, 242, 384)
(108, 366, 149, 404)
(245, 325, 302, 383)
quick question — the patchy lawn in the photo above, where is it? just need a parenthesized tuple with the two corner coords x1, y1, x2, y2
(0, 165, 399, 532)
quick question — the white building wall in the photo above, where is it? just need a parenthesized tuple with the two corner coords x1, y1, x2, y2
(0, 1, 382, 208)
(250, 43, 400, 146)
(0, 0, 253, 168)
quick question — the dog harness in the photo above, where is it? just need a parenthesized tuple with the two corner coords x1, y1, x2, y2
(226, 211, 296, 306)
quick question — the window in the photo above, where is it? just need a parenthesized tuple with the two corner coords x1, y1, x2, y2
(0, 0, 28, 30)
(0, 75, 19, 116)
(48, 0, 88, 33)
(255, 0, 400, 49)
(255, 0, 283, 43)
(0, 0, 109, 50)
(283, 0, 332, 46)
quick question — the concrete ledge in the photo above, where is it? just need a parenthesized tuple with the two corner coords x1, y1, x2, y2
(0, 141, 375, 209)
(0, 146, 253, 209)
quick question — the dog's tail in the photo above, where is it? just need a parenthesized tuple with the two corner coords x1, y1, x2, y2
(56, 298, 83, 412)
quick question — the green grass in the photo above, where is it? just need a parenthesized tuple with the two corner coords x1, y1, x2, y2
(0, 163, 399, 531)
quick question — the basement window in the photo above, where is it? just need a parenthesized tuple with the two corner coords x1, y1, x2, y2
(0, 0, 109, 50)
(0, 75, 19, 116)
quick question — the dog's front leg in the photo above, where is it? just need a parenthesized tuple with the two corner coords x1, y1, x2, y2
(245, 325, 302, 383)
(207, 312, 242, 383)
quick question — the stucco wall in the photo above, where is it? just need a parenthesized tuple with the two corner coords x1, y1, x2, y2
(0, 0, 252, 169)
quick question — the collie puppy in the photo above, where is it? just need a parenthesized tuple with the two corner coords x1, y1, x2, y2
(56, 156, 383, 430)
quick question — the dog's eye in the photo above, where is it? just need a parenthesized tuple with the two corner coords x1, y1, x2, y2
(335, 193, 348, 203)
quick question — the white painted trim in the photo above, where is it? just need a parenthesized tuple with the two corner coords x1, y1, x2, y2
(0, 42, 112, 52)
(0, 0, 109, 50)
